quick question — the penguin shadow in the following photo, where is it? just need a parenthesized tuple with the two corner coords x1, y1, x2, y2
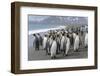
(54, 53, 71, 59)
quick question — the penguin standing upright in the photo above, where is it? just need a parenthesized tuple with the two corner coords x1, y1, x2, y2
(46, 35, 52, 55)
(33, 34, 39, 50)
(32, 34, 36, 50)
(70, 33, 74, 47)
(50, 37, 57, 59)
(73, 32, 76, 42)
(38, 33, 43, 47)
(60, 33, 65, 52)
(43, 35, 47, 50)
(56, 34, 60, 54)
(65, 34, 70, 56)
(84, 32, 88, 48)
(49, 35, 53, 54)
(74, 33, 80, 51)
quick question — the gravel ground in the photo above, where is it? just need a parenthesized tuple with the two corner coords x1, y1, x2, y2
(28, 46, 88, 61)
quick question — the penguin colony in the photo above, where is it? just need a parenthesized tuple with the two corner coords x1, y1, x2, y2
(32, 28, 88, 59)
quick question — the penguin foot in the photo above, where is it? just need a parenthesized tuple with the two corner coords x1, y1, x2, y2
(54, 56, 56, 59)
(65, 54, 68, 56)
(51, 56, 56, 59)
(74, 49, 79, 52)
(51, 57, 53, 59)
(48, 53, 51, 55)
